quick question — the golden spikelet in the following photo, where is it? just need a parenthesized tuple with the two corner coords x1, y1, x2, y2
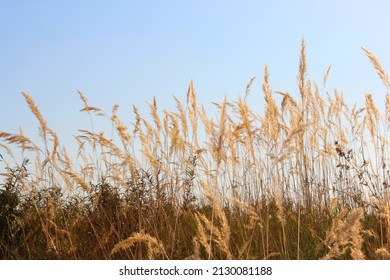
(78, 90, 89, 108)
(64, 170, 90, 191)
(194, 213, 213, 258)
(132, 105, 142, 134)
(173, 95, 188, 139)
(111, 231, 167, 259)
(80, 106, 104, 115)
(202, 181, 230, 242)
(215, 96, 228, 166)
(323, 65, 331, 87)
(230, 197, 261, 257)
(365, 93, 380, 120)
(232, 95, 255, 161)
(0, 131, 37, 151)
(97, 133, 122, 157)
(77, 90, 104, 116)
(298, 37, 307, 98)
(147, 96, 162, 133)
(186, 80, 198, 146)
(262, 65, 280, 142)
(21, 92, 47, 136)
(48, 128, 59, 162)
(245, 76, 256, 99)
(165, 111, 185, 154)
(275, 91, 297, 112)
(348, 209, 365, 260)
(274, 189, 286, 227)
(195, 212, 232, 260)
(322, 208, 365, 260)
(362, 47, 390, 90)
(371, 197, 390, 247)
(111, 110, 132, 144)
(196, 180, 232, 259)
(314, 84, 326, 116)
(364, 92, 380, 140)
(0, 142, 14, 161)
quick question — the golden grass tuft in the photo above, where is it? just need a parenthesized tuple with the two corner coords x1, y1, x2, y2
(322, 208, 365, 260)
(111, 231, 168, 259)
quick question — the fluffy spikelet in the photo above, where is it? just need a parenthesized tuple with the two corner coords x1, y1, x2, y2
(0, 142, 14, 161)
(365, 93, 380, 120)
(215, 96, 228, 166)
(322, 208, 365, 260)
(323, 65, 331, 87)
(97, 132, 123, 158)
(0, 131, 37, 151)
(78, 90, 89, 108)
(262, 65, 280, 142)
(362, 47, 390, 90)
(78, 90, 103, 115)
(173, 95, 188, 140)
(275, 187, 288, 258)
(111, 231, 167, 259)
(245, 77, 256, 98)
(203, 181, 230, 242)
(275, 189, 286, 227)
(165, 111, 185, 155)
(64, 170, 89, 191)
(364, 93, 380, 140)
(132, 105, 142, 134)
(21, 92, 47, 137)
(147, 96, 162, 133)
(231, 197, 261, 230)
(235, 94, 255, 157)
(48, 128, 59, 162)
(298, 37, 307, 98)
(276, 91, 297, 114)
(371, 197, 390, 249)
(186, 80, 198, 146)
(196, 180, 232, 259)
(194, 213, 213, 258)
(349, 209, 365, 260)
(111, 108, 132, 144)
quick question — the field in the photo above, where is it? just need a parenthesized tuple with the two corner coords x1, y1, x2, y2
(1, 40, 390, 260)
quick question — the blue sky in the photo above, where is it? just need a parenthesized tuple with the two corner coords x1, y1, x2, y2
(1, 1, 390, 162)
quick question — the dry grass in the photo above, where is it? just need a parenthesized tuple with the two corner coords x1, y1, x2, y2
(1, 40, 390, 259)
(111, 231, 168, 259)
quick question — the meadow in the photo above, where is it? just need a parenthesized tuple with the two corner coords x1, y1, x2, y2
(1, 39, 390, 259)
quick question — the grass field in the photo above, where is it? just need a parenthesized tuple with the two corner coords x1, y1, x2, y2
(1, 39, 390, 259)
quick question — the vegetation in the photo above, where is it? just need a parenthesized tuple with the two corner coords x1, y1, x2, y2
(1, 39, 390, 259)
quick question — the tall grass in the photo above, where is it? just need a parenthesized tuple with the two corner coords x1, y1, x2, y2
(1, 39, 390, 259)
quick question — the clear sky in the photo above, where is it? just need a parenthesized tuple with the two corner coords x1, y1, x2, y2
(1, 0, 390, 162)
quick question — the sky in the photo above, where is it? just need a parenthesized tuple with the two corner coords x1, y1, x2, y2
(1, 0, 390, 164)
